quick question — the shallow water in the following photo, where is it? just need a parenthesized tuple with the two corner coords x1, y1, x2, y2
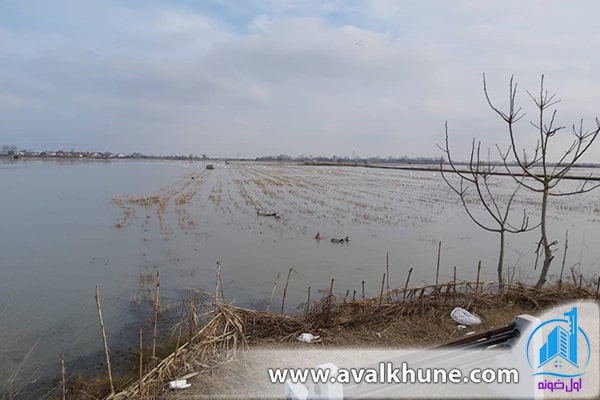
(1, 159, 599, 392)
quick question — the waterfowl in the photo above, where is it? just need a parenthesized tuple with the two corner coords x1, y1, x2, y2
(315, 232, 322, 240)
(257, 211, 280, 218)
(331, 238, 345, 243)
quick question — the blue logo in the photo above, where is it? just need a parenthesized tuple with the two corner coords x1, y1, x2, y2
(526, 307, 591, 378)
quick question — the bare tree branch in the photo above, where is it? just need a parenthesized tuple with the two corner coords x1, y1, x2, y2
(481, 74, 600, 288)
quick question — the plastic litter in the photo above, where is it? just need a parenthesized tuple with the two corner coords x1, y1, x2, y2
(168, 379, 192, 390)
(297, 333, 321, 343)
(450, 307, 482, 326)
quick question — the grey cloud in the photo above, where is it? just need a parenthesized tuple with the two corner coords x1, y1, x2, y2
(2, 2, 600, 159)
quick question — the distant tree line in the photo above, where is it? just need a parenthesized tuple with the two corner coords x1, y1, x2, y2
(255, 154, 443, 164)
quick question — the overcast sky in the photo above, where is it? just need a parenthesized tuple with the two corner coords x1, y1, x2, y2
(1, 1, 600, 159)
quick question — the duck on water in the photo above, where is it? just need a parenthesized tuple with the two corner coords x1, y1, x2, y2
(330, 236, 349, 243)
(314, 232, 349, 243)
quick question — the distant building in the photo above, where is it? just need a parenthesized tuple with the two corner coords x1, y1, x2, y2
(1, 145, 17, 156)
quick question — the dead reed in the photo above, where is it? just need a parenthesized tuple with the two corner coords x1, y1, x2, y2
(152, 271, 160, 361)
(94, 285, 114, 396)
(97, 278, 596, 400)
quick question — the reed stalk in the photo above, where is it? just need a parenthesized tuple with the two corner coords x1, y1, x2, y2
(61, 354, 66, 400)
(475, 261, 481, 293)
(386, 252, 390, 299)
(173, 303, 184, 365)
(95, 285, 114, 395)
(215, 261, 223, 305)
(281, 267, 295, 315)
(304, 286, 311, 315)
(378, 273, 386, 310)
(453, 266, 457, 293)
(403, 267, 413, 299)
(152, 271, 160, 360)
(436, 241, 442, 285)
(139, 328, 143, 395)
(267, 272, 281, 312)
(325, 278, 334, 324)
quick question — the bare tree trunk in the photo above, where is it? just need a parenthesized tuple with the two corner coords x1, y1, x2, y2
(535, 187, 554, 288)
(497, 229, 505, 285)
(559, 230, 569, 289)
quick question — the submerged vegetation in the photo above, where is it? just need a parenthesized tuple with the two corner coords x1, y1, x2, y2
(5, 157, 600, 399)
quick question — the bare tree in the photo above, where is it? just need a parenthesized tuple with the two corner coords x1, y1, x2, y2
(484, 74, 600, 288)
(440, 123, 537, 284)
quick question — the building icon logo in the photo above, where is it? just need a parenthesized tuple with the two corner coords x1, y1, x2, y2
(526, 307, 591, 378)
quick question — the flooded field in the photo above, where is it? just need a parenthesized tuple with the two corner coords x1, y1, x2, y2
(1, 159, 599, 392)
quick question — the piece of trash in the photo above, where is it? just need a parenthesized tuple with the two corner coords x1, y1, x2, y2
(457, 324, 467, 330)
(168, 379, 192, 390)
(450, 307, 482, 326)
(297, 333, 321, 343)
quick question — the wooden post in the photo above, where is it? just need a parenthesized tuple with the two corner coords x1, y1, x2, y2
(361, 280, 365, 300)
(352, 290, 356, 301)
(403, 267, 413, 299)
(95, 285, 114, 395)
(343, 289, 349, 303)
(436, 241, 442, 285)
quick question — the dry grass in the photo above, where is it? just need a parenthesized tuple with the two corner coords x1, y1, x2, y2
(90, 281, 597, 400)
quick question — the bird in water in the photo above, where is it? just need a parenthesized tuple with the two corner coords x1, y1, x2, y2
(315, 232, 322, 240)
(331, 236, 350, 243)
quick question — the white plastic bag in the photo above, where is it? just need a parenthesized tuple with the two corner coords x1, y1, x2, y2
(297, 333, 321, 343)
(450, 307, 482, 326)
(168, 379, 192, 390)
